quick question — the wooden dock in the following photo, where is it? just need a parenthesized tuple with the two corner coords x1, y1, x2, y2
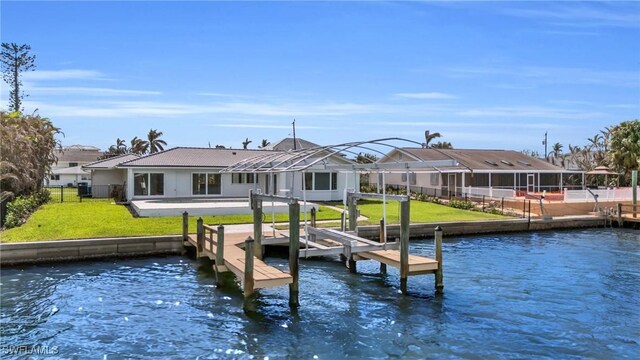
(185, 230, 293, 289)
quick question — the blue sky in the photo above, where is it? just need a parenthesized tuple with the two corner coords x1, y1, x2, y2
(1, 1, 639, 154)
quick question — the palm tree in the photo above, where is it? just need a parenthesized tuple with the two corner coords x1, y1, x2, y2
(432, 141, 453, 149)
(130, 136, 149, 155)
(147, 129, 167, 154)
(424, 130, 442, 147)
(258, 139, 270, 149)
(242, 138, 252, 149)
(548, 142, 563, 165)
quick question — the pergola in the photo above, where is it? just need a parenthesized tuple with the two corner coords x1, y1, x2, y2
(220, 138, 454, 241)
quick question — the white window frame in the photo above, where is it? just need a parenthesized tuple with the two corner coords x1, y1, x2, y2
(133, 172, 165, 197)
(191, 172, 223, 196)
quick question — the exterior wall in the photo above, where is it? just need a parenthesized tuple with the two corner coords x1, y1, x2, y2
(48, 173, 90, 187)
(91, 169, 127, 186)
(125, 168, 354, 202)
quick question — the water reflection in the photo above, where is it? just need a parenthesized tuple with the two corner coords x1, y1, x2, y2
(1, 228, 638, 358)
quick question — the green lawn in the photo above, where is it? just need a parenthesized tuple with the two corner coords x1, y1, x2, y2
(0, 202, 343, 242)
(341, 199, 508, 225)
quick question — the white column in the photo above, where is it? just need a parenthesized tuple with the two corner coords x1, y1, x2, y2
(126, 168, 134, 201)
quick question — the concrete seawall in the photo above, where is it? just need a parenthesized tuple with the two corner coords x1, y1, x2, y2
(357, 216, 606, 240)
(0, 235, 184, 266)
(1, 216, 607, 266)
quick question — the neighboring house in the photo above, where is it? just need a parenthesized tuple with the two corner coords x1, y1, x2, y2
(49, 145, 103, 186)
(82, 154, 139, 198)
(49, 166, 91, 187)
(86, 140, 355, 202)
(376, 148, 582, 198)
(264, 137, 320, 151)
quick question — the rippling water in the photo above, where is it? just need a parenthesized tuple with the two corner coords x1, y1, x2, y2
(1, 229, 639, 359)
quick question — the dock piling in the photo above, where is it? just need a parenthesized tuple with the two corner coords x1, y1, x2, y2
(379, 218, 387, 274)
(182, 211, 189, 242)
(243, 236, 256, 312)
(399, 200, 410, 294)
(252, 195, 264, 260)
(196, 217, 204, 257)
(215, 225, 225, 287)
(348, 194, 357, 231)
(434, 226, 444, 293)
(289, 202, 300, 308)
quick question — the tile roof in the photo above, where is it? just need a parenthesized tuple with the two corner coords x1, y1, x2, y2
(118, 147, 280, 168)
(83, 154, 140, 169)
(54, 148, 103, 162)
(399, 148, 564, 171)
(52, 165, 90, 175)
(264, 137, 320, 151)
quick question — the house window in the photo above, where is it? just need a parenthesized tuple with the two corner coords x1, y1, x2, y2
(232, 173, 243, 184)
(51, 175, 60, 181)
(193, 173, 221, 195)
(246, 173, 255, 184)
(81, 175, 89, 180)
(430, 173, 439, 186)
(302, 172, 338, 191)
(134, 173, 164, 196)
(304, 173, 313, 190)
(69, 162, 78, 167)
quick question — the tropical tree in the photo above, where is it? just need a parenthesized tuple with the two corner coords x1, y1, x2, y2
(355, 152, 378, 163)
(242, 138, 252, 149)
(258, 139, 270, 149)
(547, 142, 564, 166)
(424, 130, 442, 147)
(607, 120, 640, 183)
(1, 43, 36, 112)
(432, 141, 453, 149)
(130, 136, 149, 155)
(147, 129, 167, 154)
(1, 111, 61, 198)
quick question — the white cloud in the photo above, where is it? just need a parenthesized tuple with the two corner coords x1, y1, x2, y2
(27, 86, 161, 96)
(23, 69, 107, 81)
(458, 106, 605, 120)
(502, 3, 640, 28)
(208, 123, 328, 130)
(395, 92, 458, 100)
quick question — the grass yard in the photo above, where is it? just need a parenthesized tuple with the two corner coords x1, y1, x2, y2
(340, 199, 508, 225)
(0, 202, 343, 242)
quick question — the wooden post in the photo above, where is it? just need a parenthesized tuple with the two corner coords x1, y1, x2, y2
(617, 203, 623, 227)
(340, 211, 346, 231)
(243, 236, 256, 312)
(501, 197, 504, 215)
(527, 200, 531, 229)
(215, 225, 225, 287)
(399, 199, 410, 294)
(182, 211, 189, 241)
(196, 217, 204, 256)
(632, 170, 637, 218)
(288, 201, 300, 308)
(252, 196, 263, 260)
(522, 198, 526, 218)
(379, 218, 387, 274)
(310, 207, 317, 227)
(482, 195, 485, 212)
(348, 194, 357, 231)
(434, 226, 444, 293)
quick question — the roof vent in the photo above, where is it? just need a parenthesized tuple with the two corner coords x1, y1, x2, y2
(484, 160, 499, 166)
(232, 152, 237, 155)
(517, 160, 531, 166)
(500, 160, 514, 166)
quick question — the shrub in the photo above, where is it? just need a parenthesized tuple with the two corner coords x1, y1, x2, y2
(3, 189, 50, 229)
(448, 199, 475, 210)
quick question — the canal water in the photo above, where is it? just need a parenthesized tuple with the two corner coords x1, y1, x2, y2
(1, 229, 638, 359)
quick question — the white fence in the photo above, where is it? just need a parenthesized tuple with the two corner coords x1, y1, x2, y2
(461, 187, 516, 200)
(564, 187, 639, 202)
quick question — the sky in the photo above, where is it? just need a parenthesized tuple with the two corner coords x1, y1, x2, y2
(1, 1, 639, 155)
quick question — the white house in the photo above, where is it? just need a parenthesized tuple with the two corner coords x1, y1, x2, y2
(49, 166, 91, 187)
(82, 154, 139, 198)
(48, 144, 103, 187)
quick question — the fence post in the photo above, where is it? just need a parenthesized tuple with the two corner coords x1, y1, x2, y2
(243, 237, 256, 312)
(252, 195, 263, 260)
(527, 201, 531, 229)
(434, 226, 444, 294)
(501, 197, 504, 215)
(182, 211, 188, 241)
(289, 201, 300, 308)
(60, 185, 64, 203)
(522, 198, 526, 218)
(482, 195, 485, 212)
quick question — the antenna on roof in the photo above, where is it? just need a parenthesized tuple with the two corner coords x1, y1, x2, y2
(292, 118, 297, 150)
